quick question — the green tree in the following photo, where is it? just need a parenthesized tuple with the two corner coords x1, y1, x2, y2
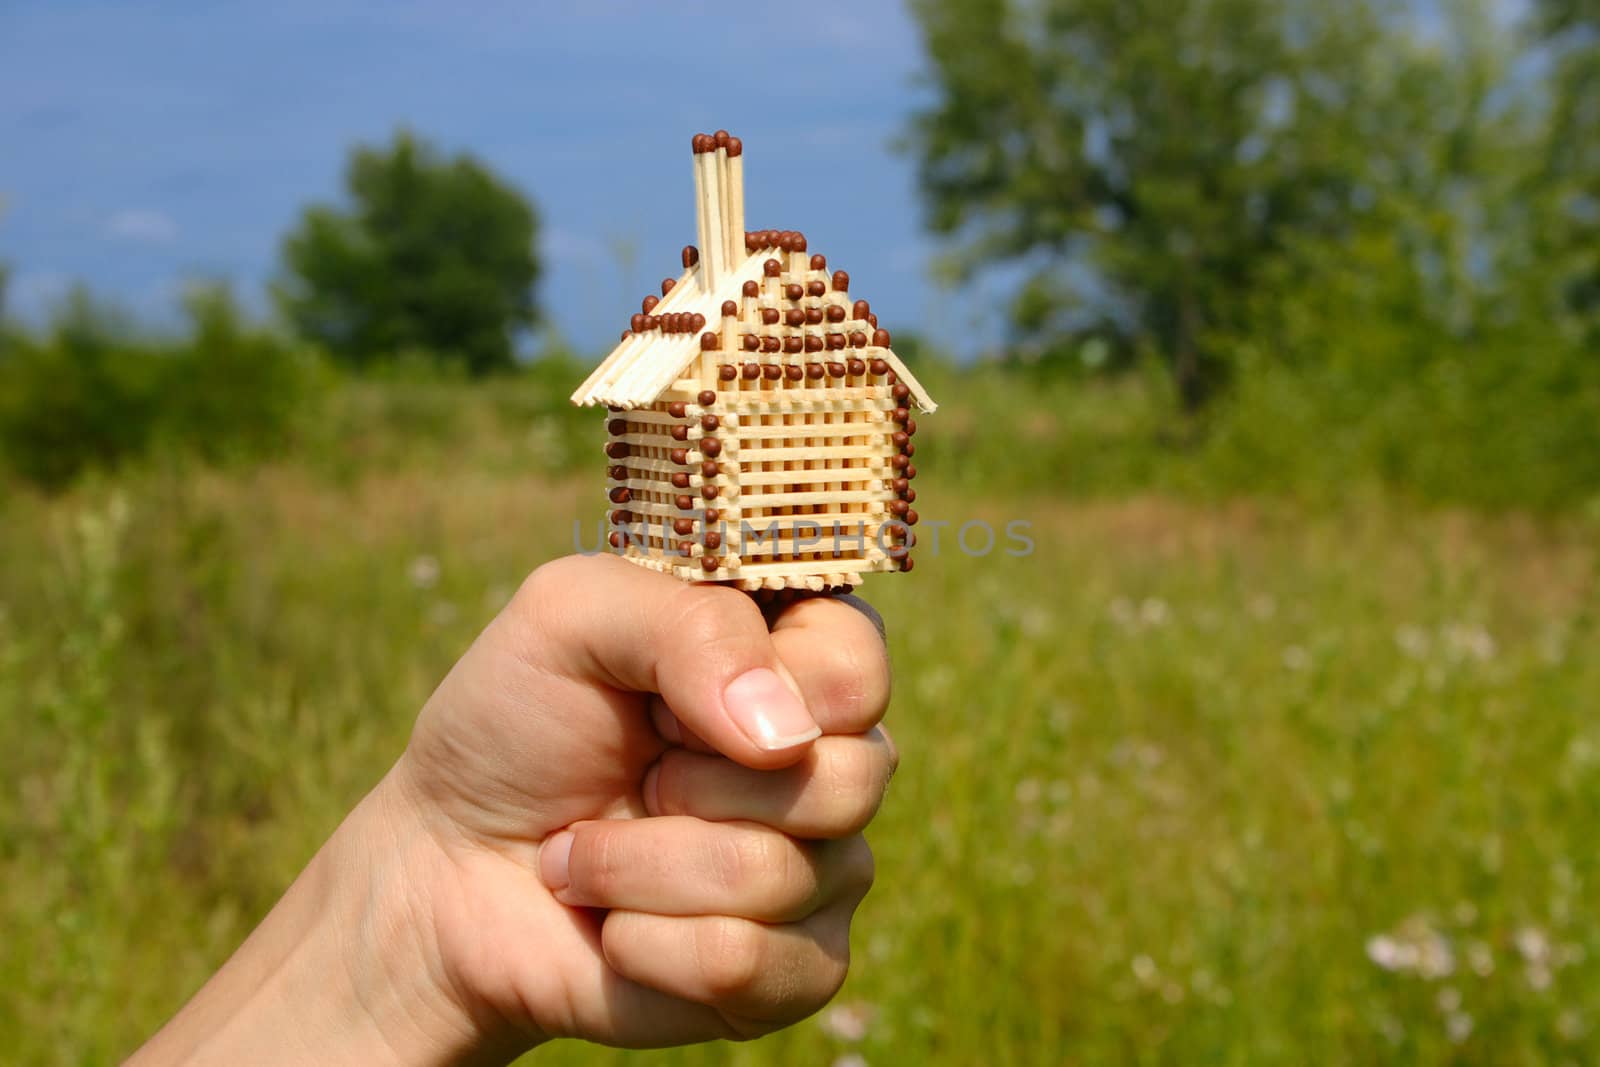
(276, 131, 541, 375)
(905, 0, 1392, 407)
(1539, 0, 1600, 341)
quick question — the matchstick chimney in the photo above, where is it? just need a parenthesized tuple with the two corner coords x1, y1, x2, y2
(691, 130, 744, 291)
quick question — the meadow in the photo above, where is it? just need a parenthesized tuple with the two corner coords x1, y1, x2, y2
(1, 378, 1597, 1065)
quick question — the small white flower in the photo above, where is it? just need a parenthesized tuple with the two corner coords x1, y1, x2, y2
(408, 554, 441, 590)
(1467, 941, 1494, 977)
(1139, 597, 1170, 626)
(833, 1055, 869, 1067)
(820, 1002, 875, 1042)
(1515, 926, 1551, 965)
(1282, 645, 1311, 671)
(1395, 624, 1430, 659)
(1436, 987, 1461, 1013)
(1366, 934, 1412, 972)
(1131, 955, 1159, 986)
(1446, 1012, 1473, 1044)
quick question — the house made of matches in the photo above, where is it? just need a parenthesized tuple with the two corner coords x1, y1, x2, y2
(572, 130, 937, 593)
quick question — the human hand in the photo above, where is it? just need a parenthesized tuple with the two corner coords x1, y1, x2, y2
(387, 554, 896, 1053)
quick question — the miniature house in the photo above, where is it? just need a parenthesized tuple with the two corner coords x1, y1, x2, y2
(572, 130, 936, 592)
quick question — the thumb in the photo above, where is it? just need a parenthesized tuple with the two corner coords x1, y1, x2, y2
(516, 555, 820, 769)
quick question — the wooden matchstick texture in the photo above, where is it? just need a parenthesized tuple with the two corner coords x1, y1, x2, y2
(575, 130, 934, 588)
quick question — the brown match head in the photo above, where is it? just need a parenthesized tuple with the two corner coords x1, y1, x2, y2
(701, 438, 723, 457)
(900, 557, 915, 572)
(643, 315, 660, 332)
(807, 280, 826, 298)
(620, 330, 632, 341)
(869, 357, 890, 375)
(744, 231, 758, 253)
(726, 136, 742, 157)
(690, 313, 706, 332)
(827, 361, 846, 377)
(889, 500, 909, 516)
(675, 494, 695, 512)
(608, 531, 622, 549)
(670, 448, 689, 464)
(783, 337, 803, 354)
(892, 431, 910, 448)
(674, 517, 695, 536)
(806, 363, 824, 379)
(804, 335, 824, 352)
(741, 334, 760, 351)
(852, 300, 870, 320)
(904, 509, 919, 526)
(805, 307, 823, 325)
(607, 417, 627, 435)
(849, 332, 868, 348)
(604, 441, 629, 459)
(764, 361, 784, 377)
(609, 486, 632, 503)
(667, 400, 687, 418)
(720, 362, 739, 378)
(832, 270, 850, 291)
(691, 133, 708, 152)
(785, 308, 805, 328)
(671, 472, 691, 489)
(714, 129, 730, 147)
(784, 364, 803, 381)
(826, 333, 846, 350)
(848, 358, 866, 376)
(792, 232, 807, 251)
(704, 508, 720, 522)
(630, 313, 646, 333)
(868, 314, 879, 328)
(809, 254, 826, 271)
(906, 419, 918, 436)
(764, 258, 782, 277)
(905, 464, 917, 479)
(661, 278, 676, 296)
(785, 283, 804, 301)
(721, 300, 738, 317)
(642, 294, 659, 313)
(682, 245, 699, 268)
(701, 555, 720, 574)
(701, 484, 719, 500)
(892, 383, 910, 401)
(704, 531, 722, 550)
(762, 308, 780, 325)
(701, 460, 720, 478)
(761, 336, 781, 353)
(700, 331, 719, 350)
(607, 464, 626, 480)
(893, 406, 909, 423)
(743, 362, 761, 379)
(671, 424, 690, 441)
(742, 280, 760, 297)
(698, 390, 717, 406)
(826, 304, 846, 322)
(903, 488, 917, 503)
(610, 509, 632, 524)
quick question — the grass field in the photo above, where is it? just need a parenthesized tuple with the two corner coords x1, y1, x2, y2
(1, 382, 1597, 1064)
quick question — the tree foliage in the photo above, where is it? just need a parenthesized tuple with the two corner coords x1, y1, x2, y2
(277, 131, 540, 375)
(905, 0, 1588, 406)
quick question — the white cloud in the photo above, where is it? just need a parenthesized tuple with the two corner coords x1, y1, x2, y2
(105, 208, 178, 243)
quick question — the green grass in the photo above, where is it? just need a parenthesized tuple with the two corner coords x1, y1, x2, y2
(1, 382, 1598, 1064)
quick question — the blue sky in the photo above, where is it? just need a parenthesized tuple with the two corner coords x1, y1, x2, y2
(0, 1, 1013, 356)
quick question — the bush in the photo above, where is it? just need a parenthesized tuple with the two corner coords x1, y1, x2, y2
(0, 286, 325, 490)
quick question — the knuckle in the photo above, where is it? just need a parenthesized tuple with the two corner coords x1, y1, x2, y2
(576, 826, 624, 898)
(670, 586, 764, 657)
(815, 742, 884, 835)
(695, 917, 767, 999)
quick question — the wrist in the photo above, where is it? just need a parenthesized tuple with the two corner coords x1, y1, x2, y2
(130, 768, 523, 1066)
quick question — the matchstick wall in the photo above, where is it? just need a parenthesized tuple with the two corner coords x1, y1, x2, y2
(572, 131, 937, 592)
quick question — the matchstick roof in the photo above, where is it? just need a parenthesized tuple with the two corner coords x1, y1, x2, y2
(571, 236, 938, 412)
